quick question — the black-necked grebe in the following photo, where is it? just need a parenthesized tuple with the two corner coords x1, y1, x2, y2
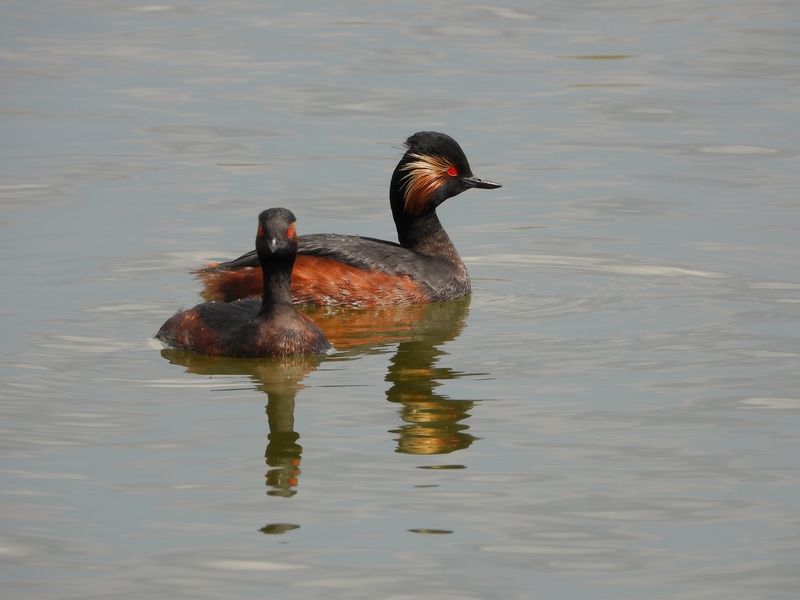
(156, 208, 330, 357)
(195, 132, 501, 307)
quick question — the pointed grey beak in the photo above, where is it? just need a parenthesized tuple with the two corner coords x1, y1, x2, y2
(462, 175, 502, 190)
(268, 238, 280, 253)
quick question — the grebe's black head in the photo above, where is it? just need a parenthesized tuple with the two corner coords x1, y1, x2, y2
(256, 207, 298, 261)
(391, 131, 501, 218)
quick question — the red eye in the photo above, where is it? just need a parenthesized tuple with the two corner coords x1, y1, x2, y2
(447, 166, 458, 176)
(257, 224, 265, 237)
(286, 225, 295, 238)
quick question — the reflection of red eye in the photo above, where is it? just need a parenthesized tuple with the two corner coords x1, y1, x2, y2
(447, 166, 458, 176)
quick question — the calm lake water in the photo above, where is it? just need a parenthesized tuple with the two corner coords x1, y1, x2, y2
(2, 1, 800, 598)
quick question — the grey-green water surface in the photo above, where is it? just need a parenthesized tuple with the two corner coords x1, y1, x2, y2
(2, 1, 799, 598)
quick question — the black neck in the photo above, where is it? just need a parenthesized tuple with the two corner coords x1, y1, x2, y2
(258, 253, 294, 315)
(398, 210, 462, 259)
(389, 162, 461, 260)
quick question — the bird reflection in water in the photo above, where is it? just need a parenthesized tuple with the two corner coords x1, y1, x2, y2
(159, 295, 479, 498)
(160, 350, 323, 497)
(308, 296, 478, 455)
(384, 298, 479, 455)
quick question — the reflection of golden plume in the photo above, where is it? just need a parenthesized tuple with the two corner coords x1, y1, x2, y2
(400, 153, 455, 217)
(382, 297, 481, 455)
(391, 402, 476, 454)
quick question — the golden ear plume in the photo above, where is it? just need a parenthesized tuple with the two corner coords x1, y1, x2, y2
(400, 154, 454, 217)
